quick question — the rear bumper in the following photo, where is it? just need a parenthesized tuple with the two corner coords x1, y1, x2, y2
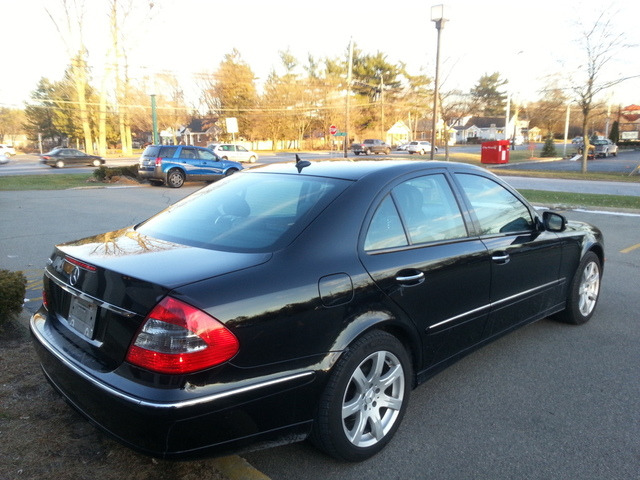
(30, 308, 319, 458)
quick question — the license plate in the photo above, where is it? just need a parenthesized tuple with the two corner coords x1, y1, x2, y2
(68, 296, 98, 339)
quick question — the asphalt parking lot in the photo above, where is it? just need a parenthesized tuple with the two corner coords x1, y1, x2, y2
(1, 182, 639, 480)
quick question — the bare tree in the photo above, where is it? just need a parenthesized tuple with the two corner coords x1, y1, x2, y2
(46, 0, 94, 153)
(570, 11, 637, 173)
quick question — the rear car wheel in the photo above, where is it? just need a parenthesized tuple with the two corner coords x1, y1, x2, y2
(248, 156, 257, 163)
(311, 330, 411, 461)
(92, 159, 102, 167)
(554, 251, 602, 325)
(167, 169, 185, 188)
(55, 160, 65, 168)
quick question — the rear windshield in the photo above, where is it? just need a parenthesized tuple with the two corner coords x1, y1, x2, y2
(142, 146, 178, 158)
(136, 172, 351, 252)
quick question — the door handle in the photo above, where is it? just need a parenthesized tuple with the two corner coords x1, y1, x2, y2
(396, 271, 425, 285)
(492, 253, 510, 264)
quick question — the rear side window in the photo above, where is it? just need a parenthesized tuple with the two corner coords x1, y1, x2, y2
(159, 146, 178, 158)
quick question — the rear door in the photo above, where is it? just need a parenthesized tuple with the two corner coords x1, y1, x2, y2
(359, 172, 492, 368)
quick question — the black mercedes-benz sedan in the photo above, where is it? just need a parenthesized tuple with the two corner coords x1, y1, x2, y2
(30, 160, 604, 461)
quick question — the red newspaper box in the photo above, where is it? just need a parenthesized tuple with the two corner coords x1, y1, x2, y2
(481, 140, 510, 164)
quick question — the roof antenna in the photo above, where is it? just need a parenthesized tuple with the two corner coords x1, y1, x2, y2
(295, 154, 311, 173)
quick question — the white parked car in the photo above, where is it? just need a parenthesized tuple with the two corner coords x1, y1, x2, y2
(0, 154, 9, 164)
(207, 143, 259, 163)
(0, 144, 16, 156)
(406, 141, 438, 155)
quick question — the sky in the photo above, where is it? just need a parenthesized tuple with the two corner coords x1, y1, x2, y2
(2, 0, 639, 111)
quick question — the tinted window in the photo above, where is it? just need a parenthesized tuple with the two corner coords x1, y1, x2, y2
(137, 173, 350, 252)
(364, 174, 467, 251)
(364, 195, 408, 251)
(181, 147, 198, 159)
(456, 173, 534, 235)
(393, 175, 467, 244)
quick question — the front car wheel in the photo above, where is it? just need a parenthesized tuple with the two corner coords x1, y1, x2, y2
(311, 330, 411, 461)
(554, 251, 602, 325)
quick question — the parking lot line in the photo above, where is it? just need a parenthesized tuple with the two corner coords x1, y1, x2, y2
(620, 243, 640, 254)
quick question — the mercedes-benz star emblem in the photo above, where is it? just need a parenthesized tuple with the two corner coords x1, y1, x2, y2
(69, 266, 81, 286)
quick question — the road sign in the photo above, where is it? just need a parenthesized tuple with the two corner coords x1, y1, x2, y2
(334, 132, 346, 136)
(329, 125, 338, 135)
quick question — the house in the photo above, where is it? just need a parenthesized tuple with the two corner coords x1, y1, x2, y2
(453, 116, 530, 144)
(385, 121, 411, 146)
(620, 104, 640, 141)
(177, 118, 222, 146)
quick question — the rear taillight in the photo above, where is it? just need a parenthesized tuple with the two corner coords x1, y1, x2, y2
(155, 157, 162, 166)
(125, 297, 239, 374)
(42, 289, 49, 310)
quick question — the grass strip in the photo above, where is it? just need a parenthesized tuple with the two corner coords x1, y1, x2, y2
(0, 174, 95, 191)
(519, 189, 640, 211)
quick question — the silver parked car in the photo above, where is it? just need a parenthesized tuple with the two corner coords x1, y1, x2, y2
(407, 141, 438, 155)
(207, 143, 259, 163)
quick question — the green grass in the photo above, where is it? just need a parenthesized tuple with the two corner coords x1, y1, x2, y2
(0, 174, 96, 190)
(519, 189, 640, 210)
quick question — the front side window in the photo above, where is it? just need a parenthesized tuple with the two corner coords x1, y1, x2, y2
(456, 174, 534, 235)
(197, 149, 217, 161)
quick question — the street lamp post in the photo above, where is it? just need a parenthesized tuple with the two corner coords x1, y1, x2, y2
(150, 94, 159, 145)
(430, 4, 447, 160)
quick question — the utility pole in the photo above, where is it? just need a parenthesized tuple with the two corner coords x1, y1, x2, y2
(344, 39, 353, 159)
(380, 75, 385, 141)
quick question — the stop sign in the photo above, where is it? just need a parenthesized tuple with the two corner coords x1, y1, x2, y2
(329, 125, 338, 135)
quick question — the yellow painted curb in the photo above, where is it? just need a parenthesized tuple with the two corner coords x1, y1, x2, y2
(213, 455, 271, 480)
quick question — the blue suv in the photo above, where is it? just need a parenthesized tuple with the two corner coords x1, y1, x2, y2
(138, 145, 243, 188)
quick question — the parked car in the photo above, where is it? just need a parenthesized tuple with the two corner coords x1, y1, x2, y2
(591, 139, 618, 157)
(137, 144, 243, 188)
(406, 140, 438, 155)
(396, 142, 411, 151)
(0, 154, 9, 165)
(40, 148, 105, 168)
(577, 139, 618, 159)
(31, 160, 604, 461)
(206, 143, 259, 163)
(352, 139, 391, 155)
(571, 136, 584, 144)
(0, 144, 16, 156)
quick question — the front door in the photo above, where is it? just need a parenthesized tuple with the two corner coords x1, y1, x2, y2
(454, 173, 564, 337)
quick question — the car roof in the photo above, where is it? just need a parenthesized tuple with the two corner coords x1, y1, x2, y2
(247, 160, 484, 182)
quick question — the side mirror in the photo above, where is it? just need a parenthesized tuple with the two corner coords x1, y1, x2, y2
(542, 211, 567, 232)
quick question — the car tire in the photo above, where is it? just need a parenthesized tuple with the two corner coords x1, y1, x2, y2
(420, 150, 425, 155)
(553, 251, 602, 325)
(167, 169, 185, 188)
(55, 160, 65, 168)
(92, 159, 102, 167)
(365, 149, 371, 155)
(249, 156, 257, 163)
(225, 168, 238, 176)
(385, 149, 390, 155)
(311, 330, 411, 462)
(221, 156, 229, 160)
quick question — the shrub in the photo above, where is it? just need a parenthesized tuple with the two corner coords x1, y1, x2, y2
(93, 165, 140, 182)
(541, 136, 557, 157)
(0, 270, 26, 325)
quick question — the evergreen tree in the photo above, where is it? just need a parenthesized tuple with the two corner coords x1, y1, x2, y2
(541, 136, 557, 157)
(609, 121, 619, 143)
(470, 72, 508, 116)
